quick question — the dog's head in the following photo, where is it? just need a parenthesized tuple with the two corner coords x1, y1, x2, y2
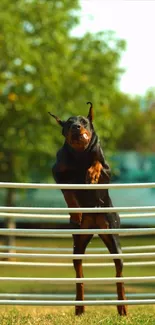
(49, 102, 94, 151)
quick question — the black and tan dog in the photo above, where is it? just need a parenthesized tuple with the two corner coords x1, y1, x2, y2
(49, 102, 127, 316)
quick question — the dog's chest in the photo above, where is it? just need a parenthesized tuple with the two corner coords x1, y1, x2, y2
(71, 150, 93, 169)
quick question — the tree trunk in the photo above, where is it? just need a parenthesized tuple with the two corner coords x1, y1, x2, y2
(5, 187, 15, 207)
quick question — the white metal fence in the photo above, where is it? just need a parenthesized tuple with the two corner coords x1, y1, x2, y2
(0, 182, 155, 307)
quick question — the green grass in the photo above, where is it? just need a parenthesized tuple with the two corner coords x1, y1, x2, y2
(0, 306, 154, 325)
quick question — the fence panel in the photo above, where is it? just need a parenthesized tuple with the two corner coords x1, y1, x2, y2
(0, 182, 154, 307)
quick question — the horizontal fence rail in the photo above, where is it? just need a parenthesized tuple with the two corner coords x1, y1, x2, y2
(0, 228, 154, 236)
(1, 212, 155, 219)
(1, 182, 155, 189)
(1, 206, 155, 213)
(0, 276, 155, 284)
(0, 299, 154, 306)
(0, 252, 154, 259)
(0, 261, 154, 267)
(0, 293, 155, 299)
(1, 244, 155, 252)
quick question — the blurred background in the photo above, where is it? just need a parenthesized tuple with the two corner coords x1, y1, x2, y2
(0, 0, 155, 226)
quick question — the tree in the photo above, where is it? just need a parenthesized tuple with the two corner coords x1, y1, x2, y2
(0, 0, 80, 204)
(0, 0, 126, 205)
(113, 95, 146, 151)
(141, 88, 155, 152)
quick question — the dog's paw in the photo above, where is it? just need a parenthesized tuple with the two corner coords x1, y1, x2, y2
(86, 162, 103, 184)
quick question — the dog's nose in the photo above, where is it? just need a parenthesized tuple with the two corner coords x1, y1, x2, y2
(72, 124, 81, 130)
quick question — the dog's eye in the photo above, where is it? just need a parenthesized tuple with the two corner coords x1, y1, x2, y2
(80, 118, 87, 125)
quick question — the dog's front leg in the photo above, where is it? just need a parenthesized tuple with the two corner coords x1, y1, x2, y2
(86, 160, 103, 184)
(52, 163, 82, 226)
(86, 160, 110, 184)
(62, 190, 82, 227)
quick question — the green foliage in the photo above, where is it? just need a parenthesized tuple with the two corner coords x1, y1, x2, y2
(117, 87, 155, 152)
(1, 0, 153, 203)
(141, 88, 155, 152)
(0, 0, 81, 185)
(0, 0, 127, 189)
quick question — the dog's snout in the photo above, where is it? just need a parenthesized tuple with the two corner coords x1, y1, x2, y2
(72, 124, 81, 130)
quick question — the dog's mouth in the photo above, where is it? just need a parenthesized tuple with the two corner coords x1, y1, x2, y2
(82, 133, 89, 140)
(71, 131, 89, 141)
(66, 127, 92, 151)
(68, 130, 91, 151)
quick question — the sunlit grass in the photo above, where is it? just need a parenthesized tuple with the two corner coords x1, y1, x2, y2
(0, 306, 154, 325)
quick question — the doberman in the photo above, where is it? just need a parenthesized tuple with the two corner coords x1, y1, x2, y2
(49, 102, 127, 316)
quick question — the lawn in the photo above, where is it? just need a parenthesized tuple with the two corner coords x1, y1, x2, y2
(0, 305, 154, 325)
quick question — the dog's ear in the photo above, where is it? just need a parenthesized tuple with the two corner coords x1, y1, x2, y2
(48, 112, 65, 127)
(87, 102, 94, 123)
